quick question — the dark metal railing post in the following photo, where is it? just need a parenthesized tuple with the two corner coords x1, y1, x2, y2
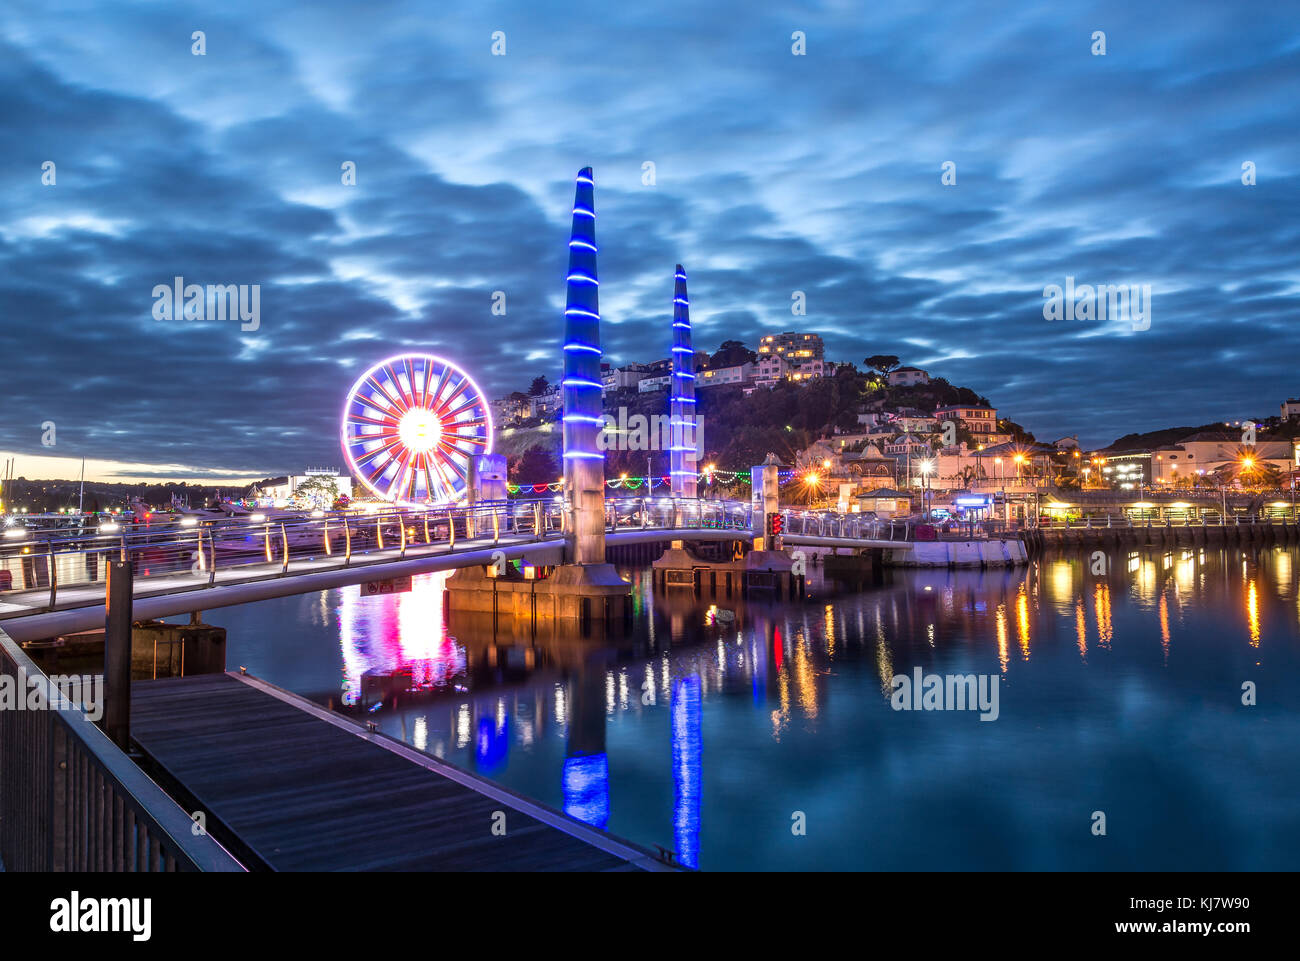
(104, 560, 133, 751)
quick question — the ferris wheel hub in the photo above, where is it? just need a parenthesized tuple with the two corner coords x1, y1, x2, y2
(398, 409, 443, 453)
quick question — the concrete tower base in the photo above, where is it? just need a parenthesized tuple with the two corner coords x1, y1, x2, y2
(445, 562, 631, 623)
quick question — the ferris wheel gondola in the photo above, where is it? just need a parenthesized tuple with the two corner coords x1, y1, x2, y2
(340, 353, 493, 505)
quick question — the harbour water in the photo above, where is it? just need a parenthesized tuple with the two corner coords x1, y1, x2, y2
(203, 545, 1300, 870)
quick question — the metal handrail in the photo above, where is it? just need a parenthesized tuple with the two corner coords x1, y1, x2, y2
(0, 629, 245, 871)
(0, 497, 928, 606)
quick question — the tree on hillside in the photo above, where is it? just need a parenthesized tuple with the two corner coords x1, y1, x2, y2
(510, 445, 559, 484)
(864, 355, 901, 381)
(999, 419, 1038, 446)
(709, 340, 757, 368)
(528, 376, 551, 396)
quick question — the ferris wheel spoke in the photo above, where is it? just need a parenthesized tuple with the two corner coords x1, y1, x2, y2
(429, 365, 453, 411)
(444, 418, 488, 436)
(440, 395, 486, 422)
(446, 427, 488, 445)
(441, 438, 484, 460)
(418, 359, 435, 409)
(387, 363, 415, 410)
(365, 375, 407, 416)
(347, 413, 399, 430)
(351, 436, 403, 466)
(402, 357, 419, 406)
(435, 378, 472, 417)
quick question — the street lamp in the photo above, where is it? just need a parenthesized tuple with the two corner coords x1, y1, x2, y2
(919, 458, 934, 519)
(804, 472, 820, 507)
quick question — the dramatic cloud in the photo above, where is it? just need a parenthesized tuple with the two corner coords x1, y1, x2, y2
(1, 0, 1296, 478)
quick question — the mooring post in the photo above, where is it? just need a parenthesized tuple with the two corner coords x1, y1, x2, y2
(104, 559, 133, 751)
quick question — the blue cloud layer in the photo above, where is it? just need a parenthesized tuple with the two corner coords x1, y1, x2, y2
(2, 0, 1296, 474)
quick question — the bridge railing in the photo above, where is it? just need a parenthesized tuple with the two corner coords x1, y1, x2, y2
(0, 628, 244, 871)
(0, 496, 921, 610)
(1036, 513, 1295, 531)
(778, 508, 914, 542)
(0, 497, 758, 608)
(0, 500, 566, 608)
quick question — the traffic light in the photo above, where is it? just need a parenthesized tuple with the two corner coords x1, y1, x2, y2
(766, 511, 785, 540)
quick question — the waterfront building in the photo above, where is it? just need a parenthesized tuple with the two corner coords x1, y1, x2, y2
(843, 443, 898, 490)
(528, 388, 562, 418)
(601, 363, 653, 394)
(854, 486, 911, 516)
(754, 331, 830, 386)
(933, 403, 999, 438)
(490, 394, 531, 424)
(1097, 450, 1152, 489)
(254, 468, 353, 505)
(881, 407, 938, 434)
(887, 366, 930, 387)
(1281, 398, 1300, 421)
(757, 331, 824, 361)
(1151, 434, 1296, 486)
(696, 361, 754, 388)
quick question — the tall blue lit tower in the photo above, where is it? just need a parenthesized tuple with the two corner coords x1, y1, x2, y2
(669, 264, 698, 498)
(561, 167, 607, 564)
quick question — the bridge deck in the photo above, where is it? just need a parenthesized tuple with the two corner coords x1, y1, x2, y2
(130, 672, 667, 872)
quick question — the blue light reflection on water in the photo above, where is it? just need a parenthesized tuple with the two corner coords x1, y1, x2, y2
(213, 546, 1300, 870)
(671, 675, 702, 869)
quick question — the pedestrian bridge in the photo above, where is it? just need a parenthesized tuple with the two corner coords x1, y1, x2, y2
(0, 497, 912, 641)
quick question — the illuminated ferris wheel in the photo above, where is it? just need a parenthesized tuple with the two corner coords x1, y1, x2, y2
(340, 354, 493, 505)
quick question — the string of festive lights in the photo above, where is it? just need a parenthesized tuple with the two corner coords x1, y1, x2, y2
(503, 467, 794, 494)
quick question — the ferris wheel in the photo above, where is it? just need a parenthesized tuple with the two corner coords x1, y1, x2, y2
(340, 353, 493, 505)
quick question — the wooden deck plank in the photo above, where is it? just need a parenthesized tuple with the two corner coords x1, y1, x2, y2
(129, 673, 663, 872)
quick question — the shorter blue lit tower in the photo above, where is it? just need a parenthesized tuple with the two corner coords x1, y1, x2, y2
(669, 264, 698, 498)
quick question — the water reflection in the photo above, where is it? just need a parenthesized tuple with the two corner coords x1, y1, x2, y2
(221, 543, 1300, 870)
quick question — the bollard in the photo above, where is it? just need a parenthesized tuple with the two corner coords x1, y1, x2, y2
(104, 560, 133, 751)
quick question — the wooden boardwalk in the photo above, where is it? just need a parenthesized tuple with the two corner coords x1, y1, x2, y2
(130, 673, 669, 872)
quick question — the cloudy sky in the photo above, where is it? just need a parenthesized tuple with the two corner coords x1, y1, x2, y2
(2, 0, 1297, 481)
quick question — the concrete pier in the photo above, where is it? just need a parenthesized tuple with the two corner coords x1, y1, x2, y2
(652, 453, 805, 599)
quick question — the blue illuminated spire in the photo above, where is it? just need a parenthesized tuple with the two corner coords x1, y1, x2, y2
(562, 167, 603, 466)
(669, 264, 698, 497)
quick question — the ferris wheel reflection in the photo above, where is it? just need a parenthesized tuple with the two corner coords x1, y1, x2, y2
(336, 571, 466, 708)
